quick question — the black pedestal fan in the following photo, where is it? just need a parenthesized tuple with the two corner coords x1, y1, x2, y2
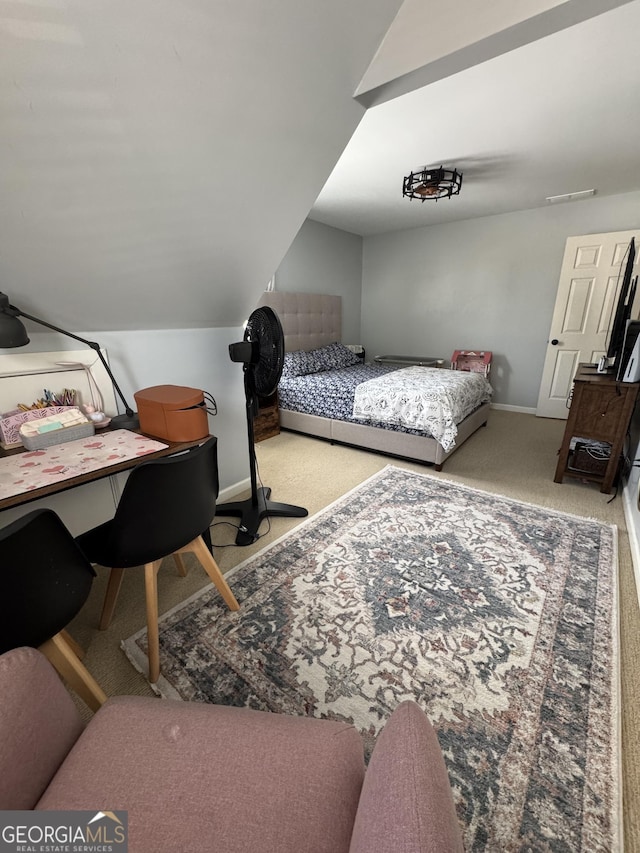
(216, 306, 308, 546)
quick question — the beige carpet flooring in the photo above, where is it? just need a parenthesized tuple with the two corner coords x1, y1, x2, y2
(69, 409, 639, 849)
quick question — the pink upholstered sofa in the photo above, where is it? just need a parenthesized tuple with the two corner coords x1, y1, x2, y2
(0, 647, 463, 852)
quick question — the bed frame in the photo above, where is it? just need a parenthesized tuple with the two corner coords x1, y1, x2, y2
(257, 291, 490, 469)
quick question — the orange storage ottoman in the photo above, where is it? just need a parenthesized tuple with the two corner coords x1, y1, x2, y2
(134, 385, 209, 442)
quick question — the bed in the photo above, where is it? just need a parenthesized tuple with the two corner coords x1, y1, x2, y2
(257, 291, 492, 469)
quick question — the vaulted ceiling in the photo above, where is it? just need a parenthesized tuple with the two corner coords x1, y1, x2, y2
(312, 0, 640, 236)
(1, 0, 635, 332)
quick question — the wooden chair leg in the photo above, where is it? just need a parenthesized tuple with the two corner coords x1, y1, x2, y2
(39, 633, 107, 712)
(144, 559, 163, 683)
(178, 536, 240, 611)
(60, 628, 85, 660)
(100, 567, 126, 630)
(173, 554, 188, 577)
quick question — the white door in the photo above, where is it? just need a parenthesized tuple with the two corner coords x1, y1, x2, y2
(536, 229, 640, 419)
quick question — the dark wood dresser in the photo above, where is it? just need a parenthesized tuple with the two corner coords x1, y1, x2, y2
(554, 363, 640, 494)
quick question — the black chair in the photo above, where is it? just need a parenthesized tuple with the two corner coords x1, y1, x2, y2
(76, 436, 239, 683)
(0, 508, 107, 711)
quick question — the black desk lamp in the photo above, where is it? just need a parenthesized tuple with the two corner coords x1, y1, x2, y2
(0, 292, 139, 430)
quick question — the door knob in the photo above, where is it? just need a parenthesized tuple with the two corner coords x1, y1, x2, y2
(551, 339, 559, 346)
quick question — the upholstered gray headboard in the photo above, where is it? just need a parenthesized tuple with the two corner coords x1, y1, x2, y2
(256, 291, 342, 353)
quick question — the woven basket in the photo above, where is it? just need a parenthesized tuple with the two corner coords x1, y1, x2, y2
(21, 421, 95, 451)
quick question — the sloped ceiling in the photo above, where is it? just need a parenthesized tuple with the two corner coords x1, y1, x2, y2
(3, 0, 629, 332)
(354, 0, 632, 106)
(312, 0, 640, 236)
(0, 0, 401, 332)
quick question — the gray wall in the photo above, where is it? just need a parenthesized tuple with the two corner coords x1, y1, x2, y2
(361, 190, 640, 408)
(11, 327, 248, 492)
(274, 219, 364, 345)
(5, 221, 363, 499)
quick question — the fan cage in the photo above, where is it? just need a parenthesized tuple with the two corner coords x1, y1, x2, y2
(244, 306, 284, 398)
(403, 166, 463, 202)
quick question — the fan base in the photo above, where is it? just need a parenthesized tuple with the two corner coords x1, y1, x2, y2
(217, 486, 308, 546)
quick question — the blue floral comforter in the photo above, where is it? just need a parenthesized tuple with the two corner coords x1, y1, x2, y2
(278, 364, 492, 448)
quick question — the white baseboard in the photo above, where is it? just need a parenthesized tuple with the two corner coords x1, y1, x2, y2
(490, 403, 537, 415)
(218, 477, 250, 503)
(622, 479, 640, 611)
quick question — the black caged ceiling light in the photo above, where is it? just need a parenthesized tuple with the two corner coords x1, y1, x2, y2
(402, 165, 463, 202)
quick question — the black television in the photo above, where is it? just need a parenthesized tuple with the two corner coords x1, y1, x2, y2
(604, 237, 636, 377)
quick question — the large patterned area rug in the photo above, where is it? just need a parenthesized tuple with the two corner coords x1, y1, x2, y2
(123, 465, 621, 851)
